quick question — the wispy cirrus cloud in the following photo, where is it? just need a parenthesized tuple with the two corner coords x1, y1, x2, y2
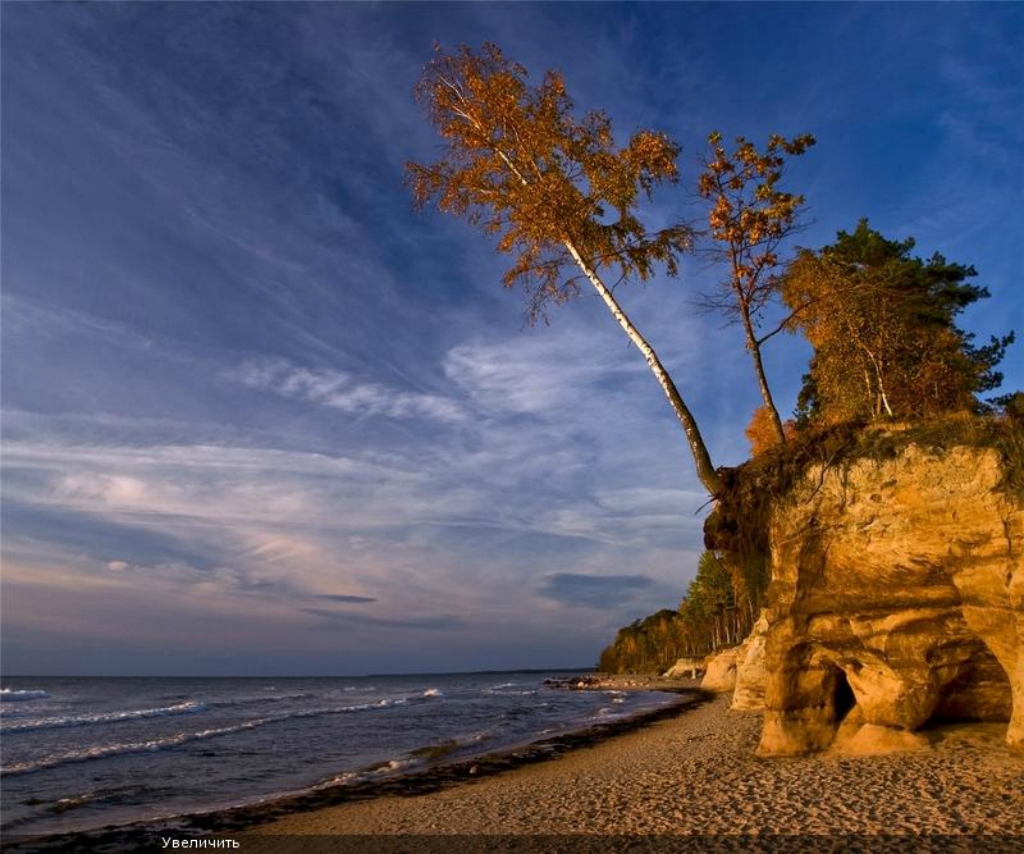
(443, 338, 630, 416)
(227, 359, 466, 424)
(4, 2, 1019, 675)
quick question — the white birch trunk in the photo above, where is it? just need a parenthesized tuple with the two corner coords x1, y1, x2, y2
(442, 89, 722, 495)
(563, 240, 722, 496)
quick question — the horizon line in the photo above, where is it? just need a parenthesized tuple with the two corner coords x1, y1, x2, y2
(1, 666, 598, 680)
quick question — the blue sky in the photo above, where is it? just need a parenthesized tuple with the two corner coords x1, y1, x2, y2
(2, 3, 1021, 676)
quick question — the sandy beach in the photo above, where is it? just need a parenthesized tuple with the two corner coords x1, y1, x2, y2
(236, 692, 1024, 848)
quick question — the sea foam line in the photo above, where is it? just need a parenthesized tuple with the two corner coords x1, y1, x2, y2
(0, 689, 49, 702)
(1, 701, 206, 734)
(0, 698, 407, 777)
(1, 721, 268, 777)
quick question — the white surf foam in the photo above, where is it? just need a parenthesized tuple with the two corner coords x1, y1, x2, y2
(1, 698, 410, 777)
(2, 720, 269, 777)
(1, 701, 206, 734)
(0, 689, 49, 702)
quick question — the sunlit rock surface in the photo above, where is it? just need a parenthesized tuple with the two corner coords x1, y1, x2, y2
(701, 647, 740, 693)
(756, 444, 1022, 755)
(663, 657, 705, 679)
(731, 611, 769, 711)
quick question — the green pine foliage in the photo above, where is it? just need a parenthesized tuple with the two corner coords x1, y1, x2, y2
(783, 220, 1014, 424)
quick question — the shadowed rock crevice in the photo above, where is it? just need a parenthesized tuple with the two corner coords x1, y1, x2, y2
(932, 647, 1013, 723)
(832, 666, 856, 724)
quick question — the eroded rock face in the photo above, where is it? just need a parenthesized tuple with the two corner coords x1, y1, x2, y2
(757, 444, 1022, 755)
(731, 612, 769, 711)
(701, 647, 740, 693)
(663, 658, 705, 679)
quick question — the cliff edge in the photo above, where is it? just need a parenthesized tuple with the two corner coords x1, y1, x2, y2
(746, 435, 1022, 755)
(702, 420, 1023, 755)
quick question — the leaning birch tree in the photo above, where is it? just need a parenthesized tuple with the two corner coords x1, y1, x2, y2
(406, 44, 722, 496)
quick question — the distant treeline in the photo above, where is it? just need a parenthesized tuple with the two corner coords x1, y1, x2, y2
(598, 550, 763, 674)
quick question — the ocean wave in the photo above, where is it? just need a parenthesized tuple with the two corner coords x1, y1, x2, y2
(422, 688, 443, 698)
(206, 692, 316, 708)
(0, 689, 49, 702)
(53, 790, 103, 813)
(1, 701, 206, 734)
(374, 757, 413, 770)
(51, 783, 159, 814)
(592, 707, 618, 718)
(482, 683, 536, 696)
(1, 720, 269, 777)
(1, 698, 408, 777)
(320, 756, 420, 788)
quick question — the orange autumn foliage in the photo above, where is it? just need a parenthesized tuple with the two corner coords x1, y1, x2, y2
(746, 405, 796, 456)
(405, 43, 724, 495)
(697, 132, 815, 444)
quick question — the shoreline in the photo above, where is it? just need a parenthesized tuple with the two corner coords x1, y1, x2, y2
(240, 695, 1024, 846)
(7, 680, 1022, 852)
(239, 697, 1024, 839)
(2, 679, 707, 853)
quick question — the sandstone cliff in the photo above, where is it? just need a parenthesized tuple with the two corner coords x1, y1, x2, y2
(663, 657, 705, 679)
(745, 437, 1023, 755)
(730, 611, 768, 711)
(700, 647, 740, 693)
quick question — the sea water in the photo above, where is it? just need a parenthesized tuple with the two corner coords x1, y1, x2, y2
(0, 673, 674, 837)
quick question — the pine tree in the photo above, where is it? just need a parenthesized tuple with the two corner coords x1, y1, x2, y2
(783, 220, 1014, 423)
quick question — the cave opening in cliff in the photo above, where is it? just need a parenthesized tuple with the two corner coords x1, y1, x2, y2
(927, 648, 1013, 726)
(831, 667, 856, 723)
